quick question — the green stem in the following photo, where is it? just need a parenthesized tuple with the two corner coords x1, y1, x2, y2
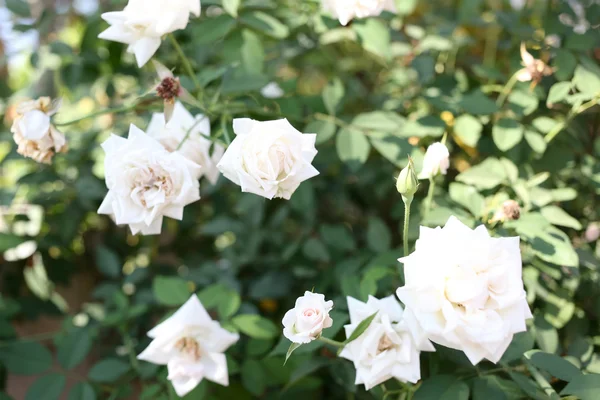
(403, 197, 412, 257)
(496, 71, 519, 107)
(176, 115, 209, 151)
(221, 114, 232, 145)
(545, 97, 599, 143)
(0, 330, 59, 347)
(168, 33, 201, 91)
(54, 103, 141, 126)
(122, 330, 140, 372)
(424, 178, 435, 221)
(318, 336, 344, 348)
(526, 363, 559, 399)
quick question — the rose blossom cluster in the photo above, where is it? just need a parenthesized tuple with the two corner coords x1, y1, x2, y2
(8, 0, 536, 396)
(282, 216, 532, 389)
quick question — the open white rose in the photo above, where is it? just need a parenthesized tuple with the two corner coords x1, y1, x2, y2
(11, 97, 66, 164)
(418, 142, 449, 179)
(340, 296, 434, 390)
(98, 124, 201, 235)
(147, 101, 223, 184)
(98, 0, 201, 67)
(283, 291, 333, 344)
(138, 295, 239, 397)
(322, 0, 397, 26)
(396, 216, 533, 365)
(217, 118, 319, 200)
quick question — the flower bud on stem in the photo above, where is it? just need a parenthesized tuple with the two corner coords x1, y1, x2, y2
(397, 157, 419, 257)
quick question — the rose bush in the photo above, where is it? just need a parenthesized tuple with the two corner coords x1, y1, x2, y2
(1, 0, 600, 399)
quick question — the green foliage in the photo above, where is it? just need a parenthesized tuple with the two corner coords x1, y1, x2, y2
(1, 0, 600, 399)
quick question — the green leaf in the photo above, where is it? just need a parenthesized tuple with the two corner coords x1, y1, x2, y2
(524, 130, 547, 154)
(88, 358, 130, 382)
(454, 114, 482, 147)
(0, 233, 26, 253)
(508, 90, 538, 116)
(547, 82, 572, 106)
(95, 245, 121, 278)
(153, 276, 191, 306)
(25, 373, 66, 400)
(366, 217, 391, 253)
(68, 382, 96, 400)
(336, 127, 371, 170)
(352, 111, 405, 133)
(540, 206, 582, 230)
(191, 15, 236, 44)
(240, 12, 289, 39)
(343, 311, 378, 346)
(306, 120, 337, 145)
(552, 49, 577, 81)
(353, 19, 391, 59)
(526, 351, 580, 382)
(6, 0, 30, 17)
(0, 341, 52, 375)
(240, 29, 265, 75)
(369, 134, 411, 167)
(414, 375, 470, 400)
(241, 359, 267, 396)
(322, 78, 344, 115)
(573, 64, 600, 96)
(57, 328, 93, 370)
(285, 358, 329, 390)
(501, 331, 534, 363)
(197, 284, 241, 319)
(284, 342, 302, 365)
(231, 314, 279, 339)
(561, 374, 600, 399)
(473, 376, 523, 400)
(456, 158, 506, 190)
(222, 0, 240, 17)
(302, 237, 330, 262)
(492, 118, 524, 151)
(459, 90, 499, 115)
(449, 183, 485, 217)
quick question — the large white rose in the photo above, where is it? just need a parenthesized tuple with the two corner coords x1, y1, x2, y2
(396, 216, 533, 365)
(418, 142, 449, 179)
(11, 97, 66, 164)
(98, 0, 201, 67)
(138, 295, 239, 397)
(282, 291, 333, 344)
(217, 118, 319, 200)
(340, 296, 434, 390)
(322, 0, 397, 26)
(147, 101, 223, 184)
(98, 124, 201, 235)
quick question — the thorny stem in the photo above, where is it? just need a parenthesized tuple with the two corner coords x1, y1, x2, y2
(317, 336, 344, 348)
(168, 33, 201, 91)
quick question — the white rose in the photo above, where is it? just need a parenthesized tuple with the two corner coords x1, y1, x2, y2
(11, 97, 66, 164)
(217, 118, 319, 200)
(98, 124, 201, 235)
(282, 291, 333, 344)
(340, 296, 434, 390)
(260, 82, 284, 99)
(147, 101, 223, 184)
(418, 142, 449, 179)
(396, 216, 533, 365)
(138, 295, 239, 397)
(322, 0, 397, 26)
(98, 0, 201, 67)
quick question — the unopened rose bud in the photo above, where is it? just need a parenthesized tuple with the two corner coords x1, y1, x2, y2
(502, 200, 521, 221)
(585, 223, 600, 243)
(396, 157, 419, 201)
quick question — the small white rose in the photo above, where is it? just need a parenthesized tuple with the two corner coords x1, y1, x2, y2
(282, 291, 333, 344)
(98, 124, 201, 235)
(138, 295, 239, 397)
(340, 296, 434, 390)
(322, 0, 397, 26)
(396, 216, 533, 365)
(418, 142, 449, 180)
(11, 97, 67, 164)
(217, 118, 319, 200)
(147, 101, 223, 184)
(98, 0, 201, 67)
(260, 82, 284, 99)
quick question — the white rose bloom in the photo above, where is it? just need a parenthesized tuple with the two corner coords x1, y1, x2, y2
(147, 101, 223, 184)
(418, 142, 449, 179)
(138, 295, 239, 397)
(396, 216, 533, 365)
(98, 0, 201, 67)
(323, 0, 397, 26)
(217, 118, 319, 200)
(282, 291, 333, 344)
(340, 296, 434, 390)
(98, 124, 201, 235)
(260, 82, 284, 99)
(11, 97, 66, 164)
